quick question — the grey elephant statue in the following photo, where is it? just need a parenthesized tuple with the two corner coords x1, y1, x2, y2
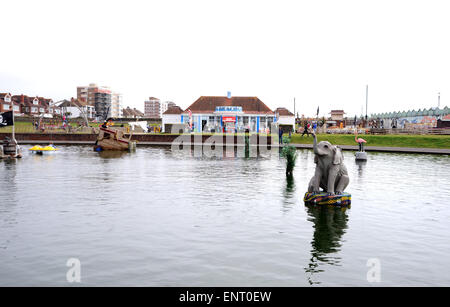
(308, 132, 349, 195)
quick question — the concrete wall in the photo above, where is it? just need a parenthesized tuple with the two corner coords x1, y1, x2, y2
(0, 132, 275, 145)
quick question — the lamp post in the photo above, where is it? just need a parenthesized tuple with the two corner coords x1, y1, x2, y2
(365, 85, 368, 127)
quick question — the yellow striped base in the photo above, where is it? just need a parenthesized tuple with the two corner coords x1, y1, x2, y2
(304, 192, 351, 207)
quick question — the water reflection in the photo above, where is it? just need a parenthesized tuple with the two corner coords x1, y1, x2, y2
(98, 151, 128, 159)
(304, 205, 349, 285)
(281, 175, 296, 212)
(355, 160, 367, 177)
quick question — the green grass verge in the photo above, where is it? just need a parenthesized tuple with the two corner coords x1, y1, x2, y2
(290, 134, 450, 149)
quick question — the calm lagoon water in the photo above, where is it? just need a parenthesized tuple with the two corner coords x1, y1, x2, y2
(1, 146, 449, 286)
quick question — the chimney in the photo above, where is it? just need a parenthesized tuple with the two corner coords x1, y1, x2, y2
(227, 91, 231, 99)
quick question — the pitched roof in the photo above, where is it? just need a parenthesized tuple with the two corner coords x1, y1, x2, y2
(274, 107, 294, 116)
(57, 99, 88, 108)
(133, 108, 144, 117)
(163, 106, 183, 115)
(123, 107, 144, 117)
(185, 96, 273, 114)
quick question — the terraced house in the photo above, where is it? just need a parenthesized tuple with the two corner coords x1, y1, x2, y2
(0, 93, 62, 117)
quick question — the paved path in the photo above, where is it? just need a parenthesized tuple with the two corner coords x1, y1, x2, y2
(16, 140, 450, 155)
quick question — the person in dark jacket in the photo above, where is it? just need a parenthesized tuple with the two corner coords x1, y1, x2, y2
(279, 126, 283, 144)
(302, 122, 310, 137)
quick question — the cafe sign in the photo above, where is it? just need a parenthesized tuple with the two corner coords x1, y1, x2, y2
(215, 106, 242, 113)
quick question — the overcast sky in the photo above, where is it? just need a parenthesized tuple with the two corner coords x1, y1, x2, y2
(1, 0, 450, 117)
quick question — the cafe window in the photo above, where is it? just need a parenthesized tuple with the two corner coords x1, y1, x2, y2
(3, 104, 10, 110)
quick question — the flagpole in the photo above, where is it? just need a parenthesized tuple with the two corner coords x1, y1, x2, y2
(10, 97, 15, 141)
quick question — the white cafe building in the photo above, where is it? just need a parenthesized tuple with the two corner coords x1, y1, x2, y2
(162, 95, 295, 133)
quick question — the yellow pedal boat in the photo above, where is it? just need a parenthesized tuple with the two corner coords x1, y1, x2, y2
(29, 145, 59, 153)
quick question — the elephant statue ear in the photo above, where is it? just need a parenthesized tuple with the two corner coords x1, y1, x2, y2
(333, 146, 343, 165)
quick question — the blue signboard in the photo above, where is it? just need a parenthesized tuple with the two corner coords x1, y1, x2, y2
(215, 106, 243, 113)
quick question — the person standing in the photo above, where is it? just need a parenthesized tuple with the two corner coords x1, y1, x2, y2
(279, 126, 283, 144)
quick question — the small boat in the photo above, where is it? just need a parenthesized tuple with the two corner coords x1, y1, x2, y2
(29, 144, 59, 154)
(94, 126, 136, 151)
(1, 137, 22, 159)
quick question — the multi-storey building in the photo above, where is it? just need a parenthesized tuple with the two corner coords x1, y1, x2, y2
(77, 83, 112, 119)
(144, 97, 161, 118)
(111, 92, 123, 118)
(144, 97, 176, 118)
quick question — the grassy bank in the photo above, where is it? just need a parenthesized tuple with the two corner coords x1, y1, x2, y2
(290, 134, 450, 149)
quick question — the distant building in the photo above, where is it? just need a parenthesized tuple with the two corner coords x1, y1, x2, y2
(144, 97, 176, 118)
(1, 93, 61, 117)
(371, 106, 450, 129)
(57, 98, 95, 119)
(144, 97, 161, 118)
(162, 106, 184, 133)
(274, 107, 295, 132)
(122, 107, 144, 119)
(0, 93, 21, 115)
(162, 101, 176, 116)
(77, 83, 112, 120)
(111, 92, 123, 118)
(330, 110, 345, 121)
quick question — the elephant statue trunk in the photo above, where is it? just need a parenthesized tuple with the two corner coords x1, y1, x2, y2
(313, 132, 319, 155)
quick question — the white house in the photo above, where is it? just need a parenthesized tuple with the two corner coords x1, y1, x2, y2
(57, 98, 96, 119)
(274, 107, 295, 132)
(162, 106, 184, 133)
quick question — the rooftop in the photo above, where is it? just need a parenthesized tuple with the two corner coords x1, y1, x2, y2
(163, 106, 184, 115)
(274, 107, 294, 116)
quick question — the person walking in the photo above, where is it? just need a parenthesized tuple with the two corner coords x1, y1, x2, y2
(302, 122, 310, 137)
